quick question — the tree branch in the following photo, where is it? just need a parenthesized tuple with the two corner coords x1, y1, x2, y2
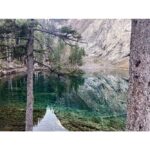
(34, 60, 65, 76)
(34, 28, 85, 44)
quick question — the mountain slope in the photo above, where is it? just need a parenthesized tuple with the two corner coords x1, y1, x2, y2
(58, 19, 131, 69)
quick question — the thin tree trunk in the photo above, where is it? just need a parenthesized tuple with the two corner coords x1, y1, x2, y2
(126, 19, 150, 131)
(25, 20, 34, 131)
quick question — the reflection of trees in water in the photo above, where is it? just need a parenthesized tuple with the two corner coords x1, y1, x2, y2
(0, 75, 27, 104)
(0, 72, 128, 113)
(0, 72, 85, 105)
(33, 72, 85, 102)
(69, 76, 85, 93)
(0, 72, 128, 131)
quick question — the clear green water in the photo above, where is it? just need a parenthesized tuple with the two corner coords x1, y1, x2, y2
(0, 71, 128, 131)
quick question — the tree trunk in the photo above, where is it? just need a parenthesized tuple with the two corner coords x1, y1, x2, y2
(126, 19, 150, 131)
(25, 20, 34, 131)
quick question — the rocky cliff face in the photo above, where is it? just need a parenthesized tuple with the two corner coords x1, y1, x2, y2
(56, 19, 131, 69)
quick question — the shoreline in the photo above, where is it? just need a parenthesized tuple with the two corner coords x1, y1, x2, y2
(0, 64, 129, 79)
(0, 67, 26, 78)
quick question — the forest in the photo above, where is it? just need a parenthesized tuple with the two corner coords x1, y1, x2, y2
(0, 19, 149, 131)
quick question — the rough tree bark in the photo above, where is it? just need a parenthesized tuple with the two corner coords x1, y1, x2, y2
(126, 19, 150, 131)
(25, 20, 34, 131)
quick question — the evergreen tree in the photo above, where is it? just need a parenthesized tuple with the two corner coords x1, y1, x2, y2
(0, 19, 82, 131)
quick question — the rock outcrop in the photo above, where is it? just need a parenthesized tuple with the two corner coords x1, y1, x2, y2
(52, 19, 131, 69)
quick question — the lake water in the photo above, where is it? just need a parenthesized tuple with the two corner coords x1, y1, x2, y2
(0, 70, 128, 131)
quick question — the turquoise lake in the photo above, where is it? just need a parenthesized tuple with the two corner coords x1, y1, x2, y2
(0, 70, 128, 131)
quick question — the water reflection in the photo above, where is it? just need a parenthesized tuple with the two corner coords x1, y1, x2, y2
(0, 71, 128, 131)
(33, 107, 67, 131)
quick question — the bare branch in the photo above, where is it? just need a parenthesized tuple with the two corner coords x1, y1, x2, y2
(34, 28, 85, 44)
